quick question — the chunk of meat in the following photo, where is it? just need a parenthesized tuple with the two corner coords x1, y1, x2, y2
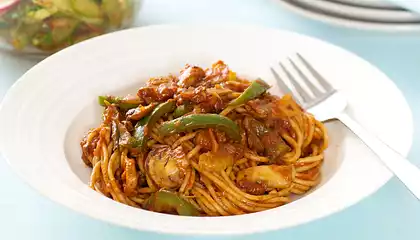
(195, 130, 212, 151)
(177, 65, 205, 88)
(275, 119, 293, 137)
(179, 86, 206, 102)
(157, 83, 178, 100)
(147, 76, 176, 87)
(246, 132, 264, 153)
(121, 120, 134, 132)
(200, 97, 224, 113)
(137, 172, 147, 188)
(204, 60, 231, 84)
(124, 158, 138, 196)
(260, 130, 291, 163)
(137, 83, 178, 104)
(246, 99, 271, 119)
(117, 122, 132, 146)
(111, 121, 119, 150)
(243, 116, 267, 153)
(136, 87, 157, 105)
(178, 86, 225, 113)
(222, 81, 249, 92)
(214, 129, 227, 143)
(126, 103, 157, 121)
(80, 128, 100, 167)
(237, 180, 267, 195)
(220, 143, 244, 160)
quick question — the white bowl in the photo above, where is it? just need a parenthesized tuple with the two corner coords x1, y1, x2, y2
(0, 25, 413, 235)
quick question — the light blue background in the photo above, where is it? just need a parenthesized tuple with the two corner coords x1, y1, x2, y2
(1, 0, 420, 239)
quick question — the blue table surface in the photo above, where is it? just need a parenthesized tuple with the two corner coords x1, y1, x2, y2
(1, 0, 420, 239)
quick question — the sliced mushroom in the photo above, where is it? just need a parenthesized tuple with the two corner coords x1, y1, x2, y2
(198, 151, 234, 173)
(236, 165, 293, 189)
(197, 143, 241, 172)
(145, 145, 189, 189)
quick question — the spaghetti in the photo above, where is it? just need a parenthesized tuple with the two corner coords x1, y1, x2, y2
(80, 61, 328, 216)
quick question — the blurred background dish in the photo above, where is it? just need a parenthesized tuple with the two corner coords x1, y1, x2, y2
(332, 0, 398, 9)
(0, 0, 142, 56)
(292, 0, 420, 22)
(277, 0, 420, 31)
(387, 0, 420, 14)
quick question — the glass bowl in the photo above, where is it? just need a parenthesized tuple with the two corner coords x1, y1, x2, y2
(0, 0, 141, 57)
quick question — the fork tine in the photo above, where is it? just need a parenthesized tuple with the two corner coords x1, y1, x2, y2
(288, 58, 323, 98)
(279, 61, 312, 103)
(270, 67, 293, 96)
(296, 53, 333, 92)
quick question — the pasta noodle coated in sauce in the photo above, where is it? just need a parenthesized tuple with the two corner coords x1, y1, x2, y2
(80, 61, 328, 216)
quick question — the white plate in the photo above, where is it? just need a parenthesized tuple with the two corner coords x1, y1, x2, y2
(277, 0, 420, 31)
(332, 0, 398, 9)
(387, 0, 420, 14)
(292, 0, 420, 22)
(0, 25, 413, 235)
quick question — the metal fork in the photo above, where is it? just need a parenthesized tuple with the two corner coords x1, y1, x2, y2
(271, 53, 420, 200)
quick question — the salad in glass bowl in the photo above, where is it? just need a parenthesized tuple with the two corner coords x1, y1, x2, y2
(0, 0, 140, 55)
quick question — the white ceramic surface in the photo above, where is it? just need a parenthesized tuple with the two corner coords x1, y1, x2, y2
(277, 0, 420, 31)
(0, 25, 413, 235)
(332, 0, 398, 9)
(292, 0, 420, 22)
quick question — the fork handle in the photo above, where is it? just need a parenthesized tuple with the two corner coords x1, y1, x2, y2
(338, 113, 420, 200)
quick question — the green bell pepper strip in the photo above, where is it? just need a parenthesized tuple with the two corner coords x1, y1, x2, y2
(98, 95, 140, 110)
(173, 104, 192, 118)
(143, 100, 176, 134)
(228, 79, 270, 106)
(131, 124, 147, 150)
(143, 190, 200, 216)
(157, 114, 241, 141)
(130, 100, 175, 149)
